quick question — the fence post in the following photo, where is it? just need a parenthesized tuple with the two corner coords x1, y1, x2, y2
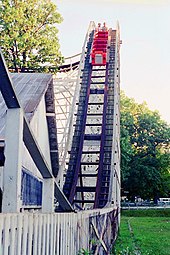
(42, 178, 55, 213)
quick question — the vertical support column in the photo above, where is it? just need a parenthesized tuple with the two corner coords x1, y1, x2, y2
(2, 108, 23, 213)
(42, 178, 54, 213)
(112, 166, 117, 206)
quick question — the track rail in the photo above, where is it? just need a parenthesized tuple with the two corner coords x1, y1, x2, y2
(63, 23, 121, 211)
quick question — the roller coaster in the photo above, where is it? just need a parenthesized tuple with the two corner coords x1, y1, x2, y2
(58, 21, 121, 211)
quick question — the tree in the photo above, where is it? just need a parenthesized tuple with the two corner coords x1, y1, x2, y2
(0, 0, 63, 73)
(120, 91, 170, 201)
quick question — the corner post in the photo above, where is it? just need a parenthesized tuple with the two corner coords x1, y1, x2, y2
(2, 108, 23, 213)
(42, 178, 55, 213)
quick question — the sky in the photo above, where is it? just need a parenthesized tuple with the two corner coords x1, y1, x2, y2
(54, 0, 170, 124)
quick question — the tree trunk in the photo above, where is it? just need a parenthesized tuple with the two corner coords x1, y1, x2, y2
(21, 51, 27, 72)
(11, 47, 19, 72)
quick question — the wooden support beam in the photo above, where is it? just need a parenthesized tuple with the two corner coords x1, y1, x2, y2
(0, 50, 20, 108)
(23, 118, 53, 178)
(90, 216, 108, 254)
(2, 108, 23, 212)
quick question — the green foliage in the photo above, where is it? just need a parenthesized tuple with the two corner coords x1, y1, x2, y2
(0, 0, 63, 73)
(78, 248, 93, 255)
(78, 239, 101, 254)
(120, 91, 170, 200)
(122, 209, 170, 217)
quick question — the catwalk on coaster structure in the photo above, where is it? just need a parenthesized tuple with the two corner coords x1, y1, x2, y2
(63, 22, 121, 210)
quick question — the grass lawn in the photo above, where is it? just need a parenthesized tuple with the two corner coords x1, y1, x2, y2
(113, 209, 170, 255)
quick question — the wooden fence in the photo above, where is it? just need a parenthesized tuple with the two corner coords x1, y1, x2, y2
(0, 207, 119, 255)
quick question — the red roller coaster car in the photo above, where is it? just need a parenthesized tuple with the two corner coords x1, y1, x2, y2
(91, 24, 108, 66)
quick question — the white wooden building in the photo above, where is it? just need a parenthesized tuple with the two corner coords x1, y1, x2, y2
(0, 73, 59, 212)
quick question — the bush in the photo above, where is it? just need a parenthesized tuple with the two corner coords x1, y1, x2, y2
(121, 208, 170, 217)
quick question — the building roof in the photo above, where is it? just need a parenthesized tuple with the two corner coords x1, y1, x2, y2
(0, 73, 52, 139)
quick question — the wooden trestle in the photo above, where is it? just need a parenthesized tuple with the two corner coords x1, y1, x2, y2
(63, 28, 119, 210)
